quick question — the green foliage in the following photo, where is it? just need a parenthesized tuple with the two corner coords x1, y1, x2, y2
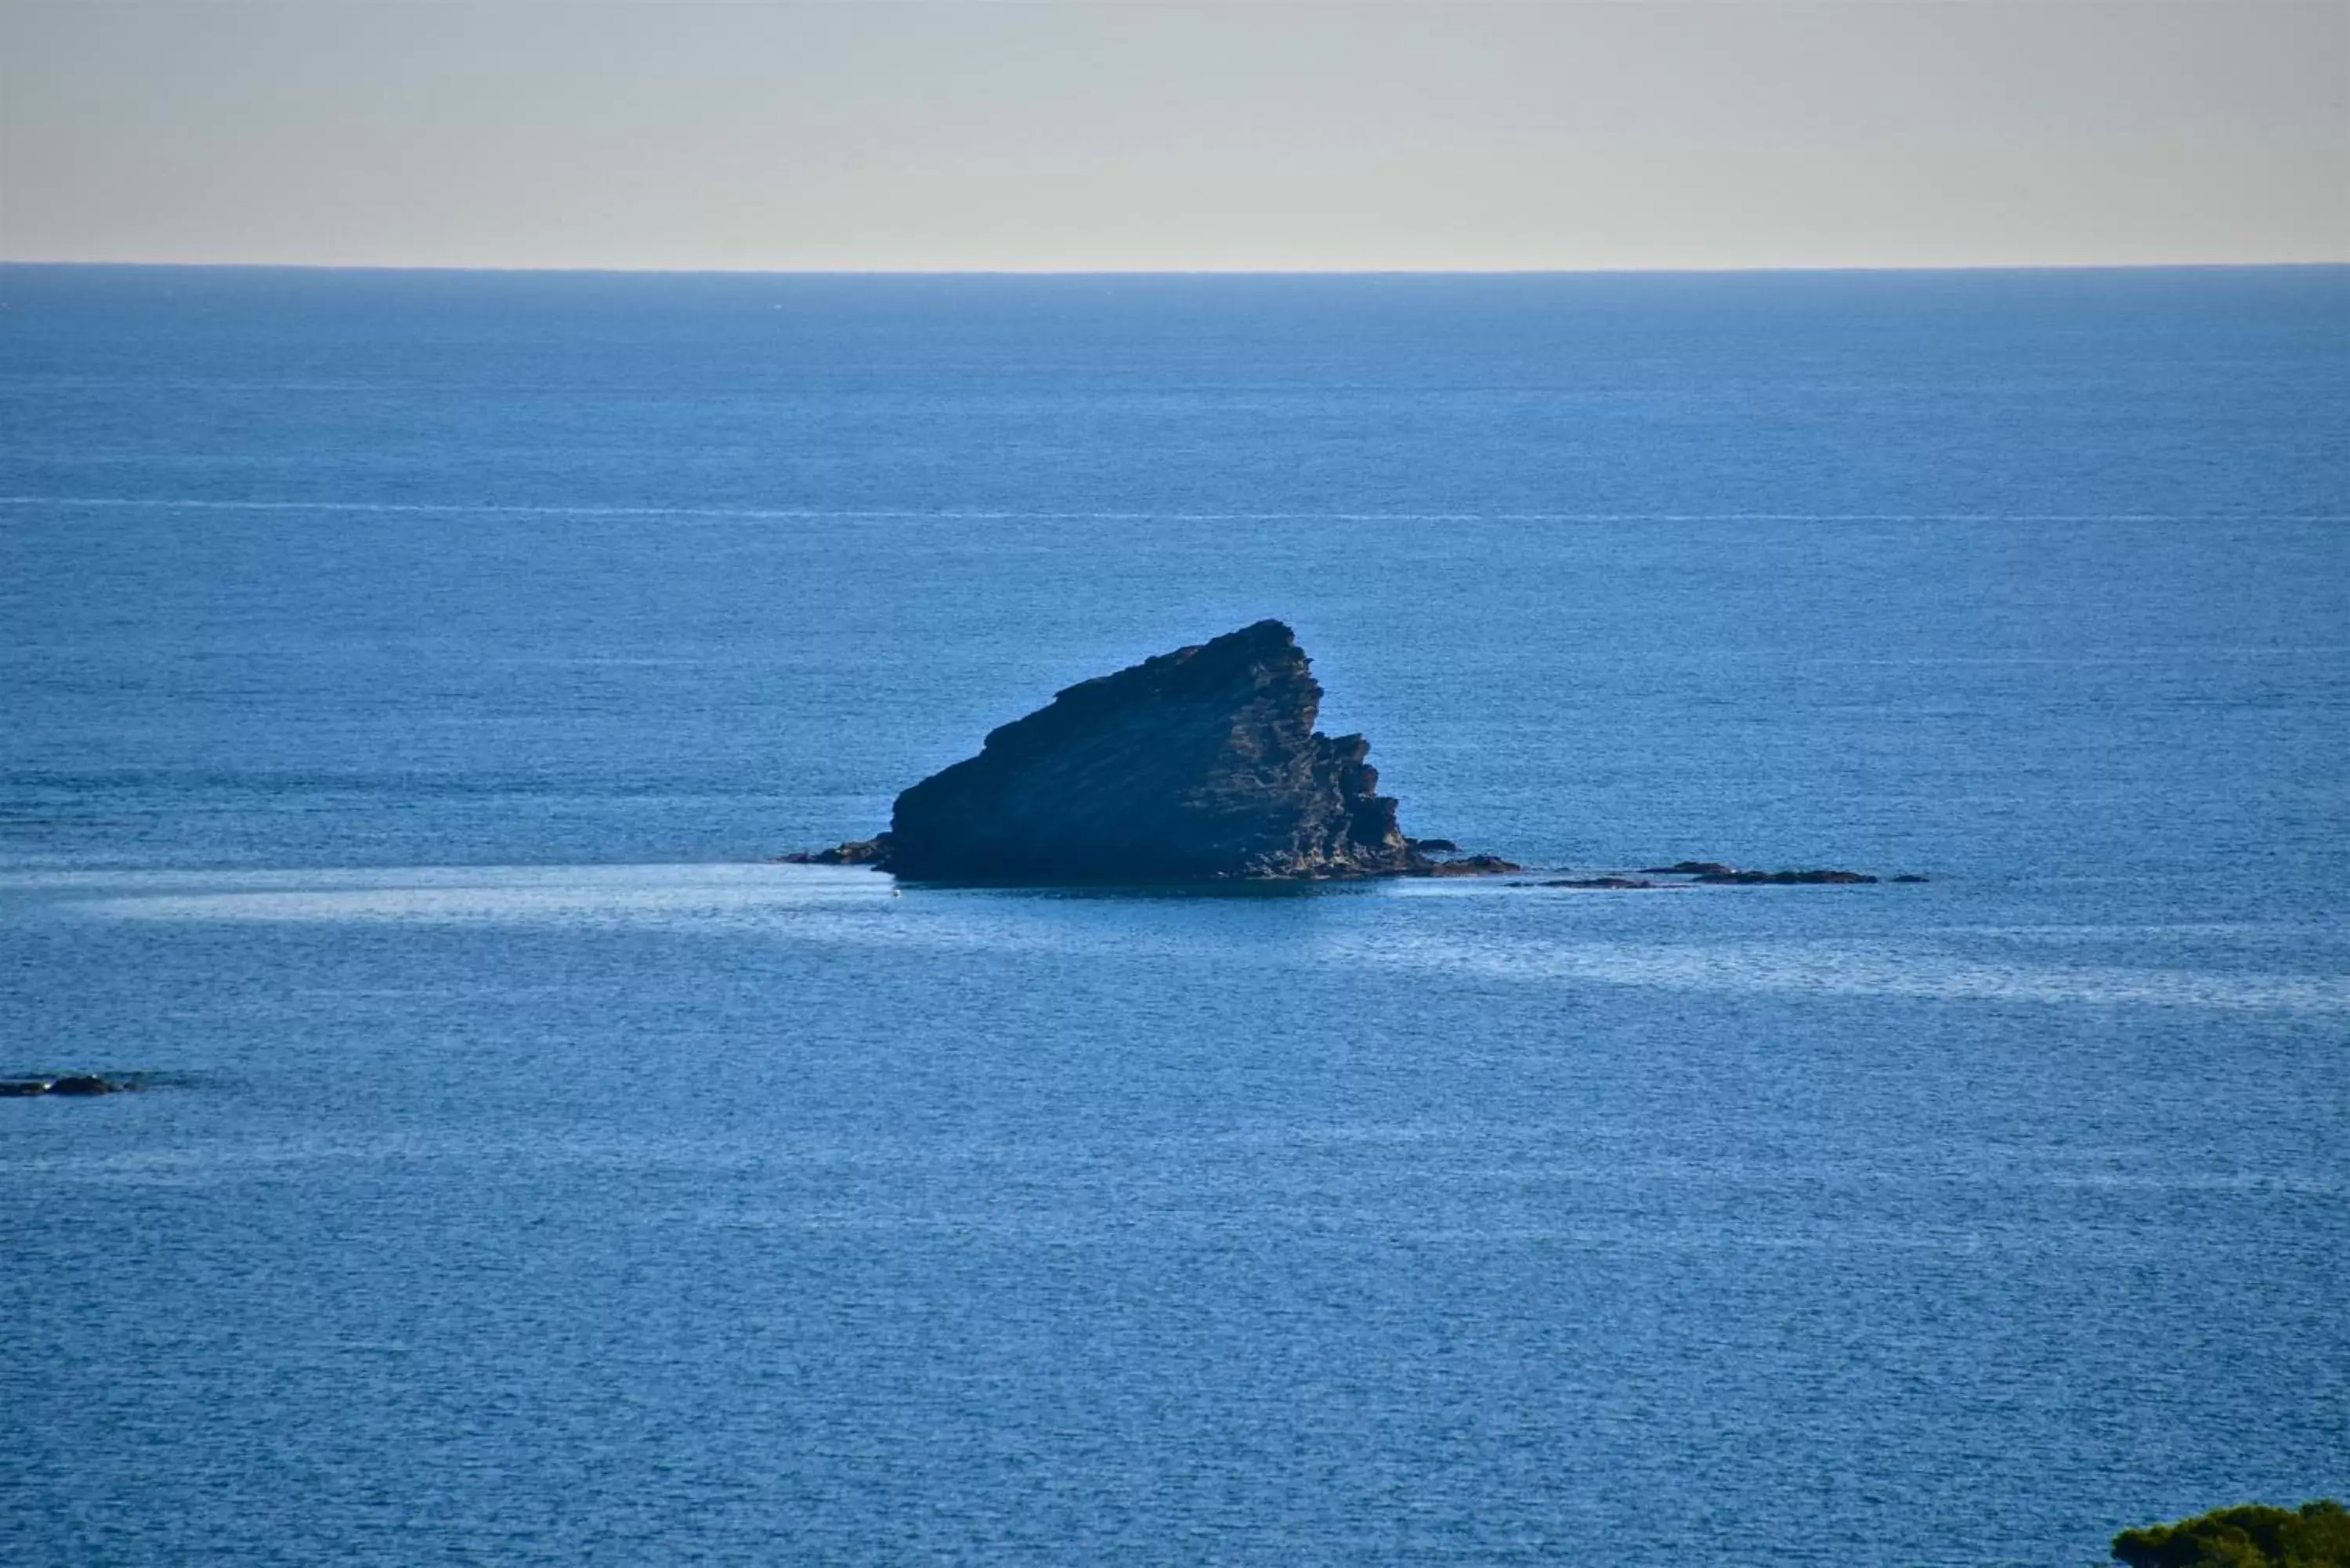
(2112, 1500, 2350, 1568)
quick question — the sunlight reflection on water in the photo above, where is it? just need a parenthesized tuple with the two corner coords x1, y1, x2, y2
(26, 862, 2343, 1014)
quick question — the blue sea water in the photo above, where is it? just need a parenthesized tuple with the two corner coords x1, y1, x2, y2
(2, 265, 2345, 1566)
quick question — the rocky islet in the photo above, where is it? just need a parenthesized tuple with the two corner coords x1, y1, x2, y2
(787, 620, 1919, 888)
(790, 620, 1516, 884)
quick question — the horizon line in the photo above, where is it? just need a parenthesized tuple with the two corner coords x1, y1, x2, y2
(4, 258, 2346, 281)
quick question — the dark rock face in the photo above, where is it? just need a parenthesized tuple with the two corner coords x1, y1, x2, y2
(784, 620, 1520, 885)
(874, 621, 1443, 883)
(1542, 876, 1658, 890)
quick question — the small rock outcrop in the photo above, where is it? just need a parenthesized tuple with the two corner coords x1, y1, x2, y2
(790, 620, 1518, 884)
(1692, 868, 1878, 885)
(777, 839, 887, 867)
(1638, 862, 1885, 885)
(0, 1074, 139, 1097)
(1423, 854, 1520, 877)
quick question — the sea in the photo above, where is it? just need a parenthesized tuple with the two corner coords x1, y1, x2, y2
(2, 265, 2345, 1566)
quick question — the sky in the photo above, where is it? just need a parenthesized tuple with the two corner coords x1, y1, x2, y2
(1, 0, 2344, 273)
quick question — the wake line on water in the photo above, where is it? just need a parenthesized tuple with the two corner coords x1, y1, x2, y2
(2, 497, 2337, 525)
(1322, 933, 2350, 1017)
(34, 865, 2346, 1017)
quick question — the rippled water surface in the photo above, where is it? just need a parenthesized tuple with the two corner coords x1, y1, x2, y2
(3, 266, 2346, 1566)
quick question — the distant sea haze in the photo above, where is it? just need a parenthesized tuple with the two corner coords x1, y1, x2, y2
(2, 265, 2344, 1566)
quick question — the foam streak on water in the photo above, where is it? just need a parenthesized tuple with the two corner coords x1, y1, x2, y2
(1326, 928, 2350, 1015)
(17, 862, 2343, 1018)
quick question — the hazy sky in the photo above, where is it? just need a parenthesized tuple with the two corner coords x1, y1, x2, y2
(2, 0, 2344, 271)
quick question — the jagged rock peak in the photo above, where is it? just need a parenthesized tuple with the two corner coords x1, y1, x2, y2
(851, 620, 1452, 884)
(881, 620, 1415, 883)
